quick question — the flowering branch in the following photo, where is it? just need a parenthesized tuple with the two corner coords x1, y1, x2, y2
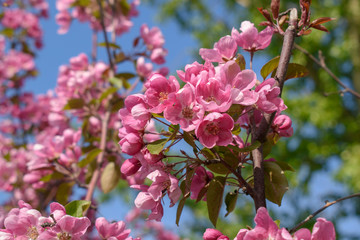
(251, 8, 298, 210)
(294, 43, 360, 99)
(289, 192, 360, 233)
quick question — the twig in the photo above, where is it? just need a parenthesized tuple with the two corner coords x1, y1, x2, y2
(294, 43, 360, 99)
(251, 8, 298, 210)
(289, 192, 360, 233)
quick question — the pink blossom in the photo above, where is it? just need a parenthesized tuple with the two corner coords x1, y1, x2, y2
(95, 217, 131, 240)
(119, 94, 151, 131)
(311, 218, 336, 240)
(177, 61, 215, 87)
(136, 57, 153, 78)
(195, 76, 232, 112)
(145, 73, 179, 113)
(147, 170, 181, 207)
(140, 24, 165, 50)
(50, 215, 91, 239)
(199, 35, 237, 63)
(231, 21, 273, 52)
(272, 115, 293, 137)
(195, 113, 234, 148)
(121, 158, 142, 176)
(190, 166, 214, 201)
(234, 207, 336, 240)
(220, 60, 258, 106)
(203, 228, 229, 240)
(119, 131, 143, 156)
(255, 78, 287, 114)
(150, 47, 168, 65)
(164, 83, 204, 131)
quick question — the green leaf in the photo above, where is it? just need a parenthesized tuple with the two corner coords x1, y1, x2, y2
(235, 53, 246, 70)
(206, 162, 230, 175)
(151, 113, 164, 118)
(56, 182, 74, 205)
(63, 98, 85, 110)
(201, 148, 217, 160)
(116, 72, 136, 80)
(227, 141, 261, 153)
(65, 200, 91, 218)
(176, 197, 187, 226)
(264, 161, 289, 206)
(207, 176, 226, 227)
(271, 63, 309, 80)
(183, 131, 198, 152)
(109, 77, 123, 89)
(260, 56, 280, 80)
(100, 162, 121, 194)
(283, 63, 309, 80)
(0, 28, 14, 38)
(119, 0, 131, 16)
(225, 191, 238, 217)
(196, 183, 209, 202)
(40, 172, 64, 182)
(99, 87, 118, 103)
(98, 42, 121, 49)
(78, 149, 102, 168)
(274, 161, 295, 172)
(227, 104, 245, 122)
(168, 124, 180, 140)
(147, 138, 168, 155)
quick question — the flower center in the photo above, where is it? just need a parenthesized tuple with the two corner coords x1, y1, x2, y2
(27, 226, 39, 240)
(206, 122, 219, 135)
(182, 106, 193, 119)
(205, 96, 216, 102)
(58, 232, 72, 240)
(159, 92, 168, 102)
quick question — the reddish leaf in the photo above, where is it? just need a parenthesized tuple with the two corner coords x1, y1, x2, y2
(271, 0, 280, 19)
(301, 29, 312, 35)
(258, 8, 273, 23)
(309, 17, 335, 27)
(312, 24, 329, 33)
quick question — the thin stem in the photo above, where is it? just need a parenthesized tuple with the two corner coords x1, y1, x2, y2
(294, 43, 360, 99)
(289, 192, 360, 233)
(251, 8, 298, 211)
(210, 149, 254, 197)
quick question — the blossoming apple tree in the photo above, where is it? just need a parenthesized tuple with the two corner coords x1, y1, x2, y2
(0, 0, 354, 239)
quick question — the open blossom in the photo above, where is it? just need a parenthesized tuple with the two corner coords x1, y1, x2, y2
(96, 217, 131, 240)
(255, 78, 287, 114)
(140, 24, 165, 50)
(199, 35, 237, 63)
(195, 113, 234, 148)
(234, 207, 336, 240)
(231, 21, 273, 52)
(164, 83, 204, 131)
(203, 228, 229, 240)
(145, 73, 179, 113)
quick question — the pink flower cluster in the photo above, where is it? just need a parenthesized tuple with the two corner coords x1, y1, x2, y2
(55, 0, 140, 35)
(0, 201, 136, 240)
(1, 8, 44, 48)
(0, 201, 91, 239)
(204, 207, 335, 240)
(118, 20, 293, 221)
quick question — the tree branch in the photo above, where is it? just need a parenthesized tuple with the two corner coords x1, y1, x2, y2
(294, 43, 360, 99)
(251, 8, 298, 211)
(289, 192, 360, 233)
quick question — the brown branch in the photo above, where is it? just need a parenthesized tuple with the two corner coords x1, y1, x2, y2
(251, 8, 298, 211)
(294, 43, 360, 99)
(84, 0, 116, 214)
(289, 192, 360, 233)
(209, 149, 255, 198)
